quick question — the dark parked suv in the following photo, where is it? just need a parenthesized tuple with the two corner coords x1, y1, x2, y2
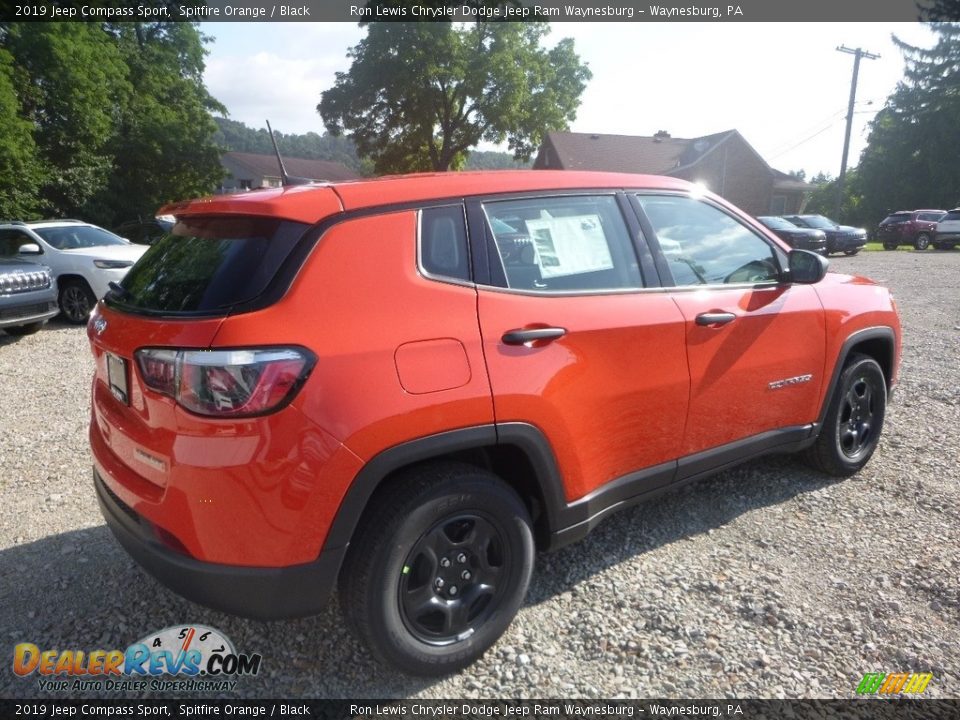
(782, 214, 867, 256)
(877, 210, 945, 250)
(756, 216, 827, 254)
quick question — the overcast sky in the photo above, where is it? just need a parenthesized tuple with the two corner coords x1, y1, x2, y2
(202, 22, 935, 178)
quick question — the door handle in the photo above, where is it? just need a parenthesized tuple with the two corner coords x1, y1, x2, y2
(695, 312, 736, 327)
(502, 327, 567, 345)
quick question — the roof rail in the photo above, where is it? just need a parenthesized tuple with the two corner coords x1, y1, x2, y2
(32, 218, 86, 224)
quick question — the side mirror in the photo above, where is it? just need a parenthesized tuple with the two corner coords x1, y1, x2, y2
(18, 243, 42, 255)
(787, 249, 828, 284)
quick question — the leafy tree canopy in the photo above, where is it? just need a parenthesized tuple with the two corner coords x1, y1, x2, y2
(852, 22, 960, 224)
(318, 22, 591, 174)
(0, 21, 224, 226)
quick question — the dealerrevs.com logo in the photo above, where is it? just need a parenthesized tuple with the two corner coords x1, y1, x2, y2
(13, 625, 262, 693)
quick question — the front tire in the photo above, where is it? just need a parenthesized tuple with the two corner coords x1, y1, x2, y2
(914, 233, 931, 251)
(806, 354, 886, 477)
(843, 249, 860, 256)
(340, 463, 534, 676)
(58, 280, 96, 324)
(882, 242, 897, 251)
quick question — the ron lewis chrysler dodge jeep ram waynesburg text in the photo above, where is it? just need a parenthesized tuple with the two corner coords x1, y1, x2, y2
(88, 171, 901, 676)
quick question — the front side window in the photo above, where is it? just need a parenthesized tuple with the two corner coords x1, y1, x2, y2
(638, 195, 780, 287)
(0, 230, 35, 256)
(482, 195, 642, 292)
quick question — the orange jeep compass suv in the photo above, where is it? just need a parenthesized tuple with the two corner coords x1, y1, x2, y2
(88, 171, 901, 675)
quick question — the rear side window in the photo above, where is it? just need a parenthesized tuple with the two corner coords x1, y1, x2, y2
(420, 205, 470, 282)
(110, 217, 308, 314)
(481, 195, 642, 292)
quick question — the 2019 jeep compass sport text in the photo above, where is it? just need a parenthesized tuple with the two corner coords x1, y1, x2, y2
(88, 171, 901, 675)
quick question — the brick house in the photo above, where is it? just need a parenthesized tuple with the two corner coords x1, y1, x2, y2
(219, 152, 360, 192)
(533, 130, 809, 216)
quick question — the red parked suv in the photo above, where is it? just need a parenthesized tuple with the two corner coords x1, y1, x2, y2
(88, 171, 901, 675)
(877, 209, 946, 250)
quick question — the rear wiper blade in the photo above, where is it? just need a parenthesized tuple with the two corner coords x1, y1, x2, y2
(107, 281, 131, 300)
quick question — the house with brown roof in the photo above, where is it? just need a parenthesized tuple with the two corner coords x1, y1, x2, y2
(533, 130, 809, 217)
(219, 152, 361, 192)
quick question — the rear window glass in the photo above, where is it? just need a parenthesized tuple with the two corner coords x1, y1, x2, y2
(881, 214, 911, 224)
(108, 217, 308, 314)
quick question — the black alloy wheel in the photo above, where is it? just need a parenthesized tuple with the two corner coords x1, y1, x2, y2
(399, 513, 509, 645)
(805, 353, 887, 477)
(340, 462, 534, 676)
(59, 280, 96, 324)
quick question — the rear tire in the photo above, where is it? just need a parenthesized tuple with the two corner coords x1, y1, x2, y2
(882, 242, 897, 251)
(3, 321, 43, 336)
(58, 280, 96, 324)
(805, 354, 886, 477)
(339, 462, 534, 676)
(843, 249, 860, 256)
(914, 233, 931, 251)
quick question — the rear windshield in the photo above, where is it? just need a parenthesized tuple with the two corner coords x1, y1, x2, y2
(34, 225, 127, 249)
(107, 217, 308, 315)
(881, 213, 911, 224)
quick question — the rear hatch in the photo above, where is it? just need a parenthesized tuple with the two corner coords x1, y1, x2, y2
(89, 215, 313, 489)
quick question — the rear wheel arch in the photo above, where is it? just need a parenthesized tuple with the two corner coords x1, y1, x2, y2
(327, 424, 566, 583)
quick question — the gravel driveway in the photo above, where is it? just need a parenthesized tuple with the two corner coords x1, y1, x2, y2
(1, 250, 958, 699)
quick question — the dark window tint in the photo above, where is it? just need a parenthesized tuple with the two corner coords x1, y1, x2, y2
(881, 214, 911, 225)
(109, 217, 308, 314)
(482, 195, 642, 292)
(0, 230, 35, 256)
(638, 195, 780, 286)
(420, 206, 470, 282)
(942, 211, 960, 221)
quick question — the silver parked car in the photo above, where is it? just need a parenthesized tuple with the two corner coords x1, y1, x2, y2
(0, 257, 58, 336)
(934, 209, 960, 250)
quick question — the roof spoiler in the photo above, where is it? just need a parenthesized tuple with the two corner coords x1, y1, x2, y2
(266, 119, 317, 186)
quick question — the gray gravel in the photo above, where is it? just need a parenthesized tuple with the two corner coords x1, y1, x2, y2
(1, 250, 958, 699)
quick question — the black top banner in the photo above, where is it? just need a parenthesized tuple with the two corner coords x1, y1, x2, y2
(1, 0, 956, 22)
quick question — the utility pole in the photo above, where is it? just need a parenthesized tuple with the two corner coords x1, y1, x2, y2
(835, 45, 879, 219)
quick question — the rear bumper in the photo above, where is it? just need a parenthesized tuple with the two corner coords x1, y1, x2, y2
(94, 467, 343, 620)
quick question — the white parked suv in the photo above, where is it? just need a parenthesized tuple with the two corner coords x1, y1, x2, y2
(934, 209, 960, 250)
(0, 220, 147, 323)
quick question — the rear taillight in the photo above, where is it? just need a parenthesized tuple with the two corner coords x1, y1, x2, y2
(134, 347, 315, 418)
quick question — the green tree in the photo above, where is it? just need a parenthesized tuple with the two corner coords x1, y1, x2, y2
(96, 23, 225, 225)
(318, 22, 591, 174)
(855, 23, 960, 223)
(2, 23, 129, 218)
(0, 48, 42, 219)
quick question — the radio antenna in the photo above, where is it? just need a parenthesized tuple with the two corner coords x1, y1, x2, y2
(266, 119, 314, 186)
